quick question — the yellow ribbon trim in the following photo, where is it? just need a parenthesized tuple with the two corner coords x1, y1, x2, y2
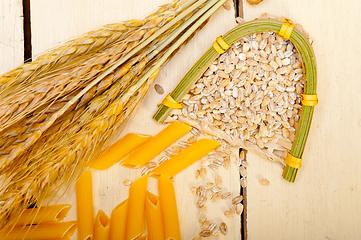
(216, 36, 230, 51)
(212, 41, 225, 54)
(212, 36, 230, 54)
(285, 153, 302, 169)
(279, 18, 294, 39)
(301, 94, 318, 106)
(162, 94, 183, 109)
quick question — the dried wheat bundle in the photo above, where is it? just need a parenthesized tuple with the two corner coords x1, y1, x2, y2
(0, 18, 147, 97)
(0, 0, 230, 229)
(154, 17, 317, 182)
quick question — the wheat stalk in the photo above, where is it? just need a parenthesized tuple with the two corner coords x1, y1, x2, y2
(0, 66, 156, 227)
(0, 0, 192, 96)
(0, 15, 176, 165)
(0, 0, 195, 137)
(0, 20, 145, 96)
(0, 0, 211, 166)
(0, 0, 203, 141)
(0, 0, 228, 230)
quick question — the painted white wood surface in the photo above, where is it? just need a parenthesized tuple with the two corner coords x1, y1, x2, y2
(243, 0, 361, 239)
(4, 0, 361, 239)
(30, 0, 238, 239)
(0, 0, 24, 73)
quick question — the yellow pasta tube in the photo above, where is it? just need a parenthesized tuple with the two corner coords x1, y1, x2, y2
(76, 170, 94, 240)
(126, 175, 148, 240)
(94, 210, 110, 240)
(91, 133, 151, 170)
(13, 204, 71, 225)
(110, 199, 128, 240)
(120, 122, 191, 168)
(158, 175, 181, 240)
(150, 139, 220, 178)
(0, 221, 77, 239)
(145, 192, 165, 240)
(137, 236, 148, 240)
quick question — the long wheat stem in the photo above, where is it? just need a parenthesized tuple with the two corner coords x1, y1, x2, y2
(134, 0, 228, 91)
(0, 15, 173, 163)
(0, 0, 194, 95)
(0, 0, 229, 230)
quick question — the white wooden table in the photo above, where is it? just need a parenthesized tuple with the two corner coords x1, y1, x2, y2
(1, 0, 361, 239)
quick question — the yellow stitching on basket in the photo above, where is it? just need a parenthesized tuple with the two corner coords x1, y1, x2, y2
(162, 94, 183, 109)
(212, 36, 229, 54)
(279, 18, 294, 39)
(212, 41, 225, 54)
(216, 36, 230, 51)
(301, 94, 318, 106)
(285, 153, 302, 169)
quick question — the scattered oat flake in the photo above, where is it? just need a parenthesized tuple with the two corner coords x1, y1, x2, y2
(123, 179, 132, 186)
(146, 161, 157, 169)
(222, 1, 232, 10)
(232, 195, 244, 205)
(196, 169, 201, 179)
(200, 167, 207, 178)
(240, 177, 247, 188)
(188, 135, 197, 144)
(199, 230, 212, 237)
(221, 192, 232, 199)
(224, 210, 234, 218)
(260, 178, 270, 186)
(154, 84, 164, 94)
(207, 222, 217, 232)
(220, 222, 228, 235)
(212, 227, 221, 236)
(199, 213, 207, 223)
(236, 203, 244, 215)
(197, 185, 205, 197)
(158, 155, 168, 165)
(201, 220, 210, 230)
(141, 167, 149, 176)
(215, 175, 222, 186)
(200, 205, 207, 214)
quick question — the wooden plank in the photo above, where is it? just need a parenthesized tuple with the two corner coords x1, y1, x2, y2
(0, 0, 24, 73)
(243, 1, 361, 239)
(30, 0, 239, 239)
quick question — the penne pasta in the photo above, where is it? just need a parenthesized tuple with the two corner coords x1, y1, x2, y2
(126, 175, 148, 240)
(120, 122, 191, 168)
(137, 236, 148, 240)
(145, 192, 165, 240)
(91, 133, 151, 170)
(0, 221, 77, 240)
(149, 139, 220, 178)
(94, 210, 110, 240)
(12, 204, 71, 226)
(110, 199, 128, 240)
(158, 175, 181, 240)
(76, 170, 94, 240)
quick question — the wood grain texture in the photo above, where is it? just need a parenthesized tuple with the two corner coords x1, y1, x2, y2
(0, 0, 24, 73)
(243, 0, 361, 239)
(30, 0, 239, 239)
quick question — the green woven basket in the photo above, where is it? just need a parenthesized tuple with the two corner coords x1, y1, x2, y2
(153, 18, 317, 182)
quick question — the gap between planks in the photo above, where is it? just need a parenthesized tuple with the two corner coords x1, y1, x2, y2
(22, 0, 246, 238)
